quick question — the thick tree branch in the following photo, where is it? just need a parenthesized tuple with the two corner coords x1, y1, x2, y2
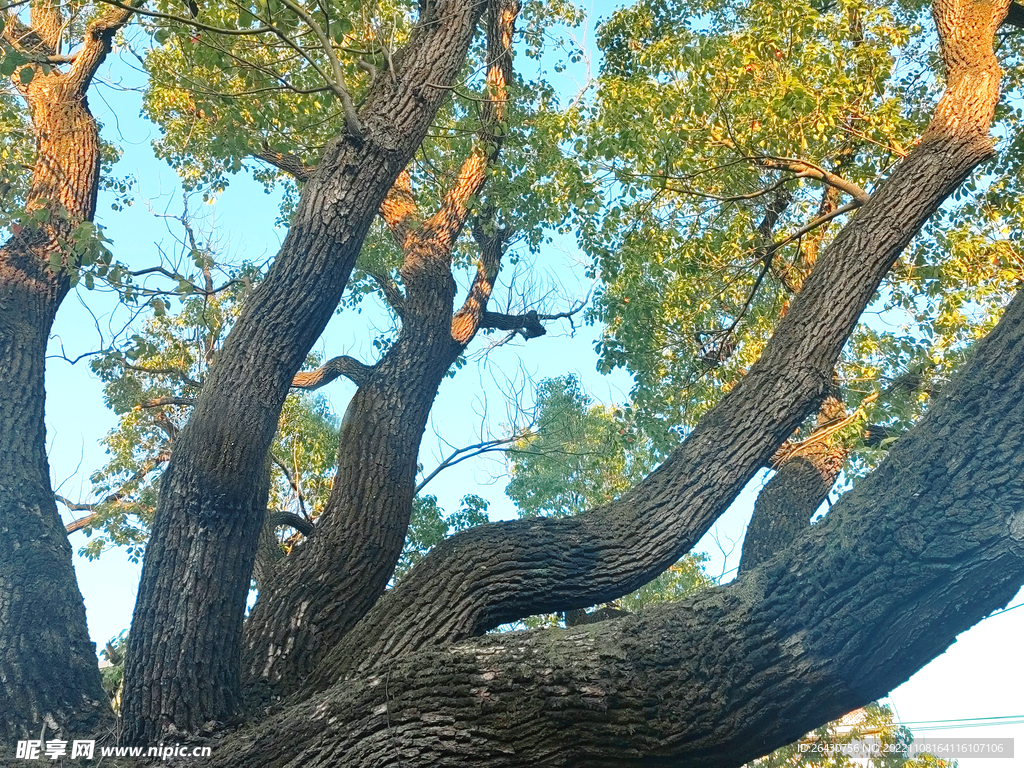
(378, 171, 419, 250)
(477, 302, 586, 343)
(740, 396, 848, 575)
(265, 509, 314, 537)
(421, 0, 517, 253)
(122, 0, 493, 738)
(30, 0, 62, 52)
(450, 219, 508, 346)
(311, 0, 1009, 681)
(67, 0, 142, 94)
(290, 355, 375, 389)
(479, 308, 546, 338)
(216, 283, 1024, 768)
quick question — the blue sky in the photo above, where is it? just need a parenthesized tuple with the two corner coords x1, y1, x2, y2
(40, 0, 1024, 762)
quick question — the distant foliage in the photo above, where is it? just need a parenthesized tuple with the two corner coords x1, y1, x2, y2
(505, 375, 714, 625)
(78, 281, 338, 561)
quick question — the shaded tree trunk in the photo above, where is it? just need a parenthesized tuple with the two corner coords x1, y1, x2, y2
(242, 2, 520, 698)
(211, 278, 1024, 768)
(0, 4, 135, 741)
(120, 0, 494, 740)
(241, 273, 466, 699)
(308, 0, 1009, 682)
(738, 396, 848, 575)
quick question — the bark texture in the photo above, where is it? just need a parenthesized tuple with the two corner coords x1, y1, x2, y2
(212, 279, 1024, 768)
(120, 0, 517, 739)
(309, 0, 1009, 683)
(0, 3, 135, 741)
(739, 396, 849, 575)
(241, 1, 519, 699)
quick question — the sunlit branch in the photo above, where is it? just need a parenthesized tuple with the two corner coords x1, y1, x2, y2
(60, 453, 169, 533)
(93, 0, 274, 35)
(119, 359, 202, 389)
(379, 170, 419, 249)
(291, 355, 376, 389)
(752, 156, 871, 205)
(141, 396, 196, 408)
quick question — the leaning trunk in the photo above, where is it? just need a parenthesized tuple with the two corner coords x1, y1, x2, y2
(120, 0, 488, 740)
(242, 276, 463, 698)
(312, 0, 1008, 678)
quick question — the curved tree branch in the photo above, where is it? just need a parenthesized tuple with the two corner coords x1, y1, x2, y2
(754, 156, 871, 205)
(291, 355, 376, 389)
(310, 0, 1009, 682)
(67, 0, 143, 94)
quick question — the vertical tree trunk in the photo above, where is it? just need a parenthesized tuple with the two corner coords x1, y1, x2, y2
(0, 51, 115, 741)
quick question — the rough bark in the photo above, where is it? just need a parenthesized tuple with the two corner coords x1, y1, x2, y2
(240, 1, 518, 700)
(0, 2, 136, 741)
(212, 282, 1024, 768)
(310, 0, 1009, 683)
(119, 0, 488, 732)
(739, 396, 848, 575)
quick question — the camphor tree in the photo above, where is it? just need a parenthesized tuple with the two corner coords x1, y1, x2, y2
(4, 0, 1024, 764)
(205, 0, 1024, 761)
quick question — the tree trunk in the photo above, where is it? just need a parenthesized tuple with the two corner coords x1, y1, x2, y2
(0, 235, 107, 741)
(241, 288, 466, 698)
(211, 280, 1024, 767)
(309, 0, 1008, 682)
(239, 1, 519, 702)
(0, 6, 133, 738)
(738, 396, 848, 575)
(119, 0, 491, 740)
